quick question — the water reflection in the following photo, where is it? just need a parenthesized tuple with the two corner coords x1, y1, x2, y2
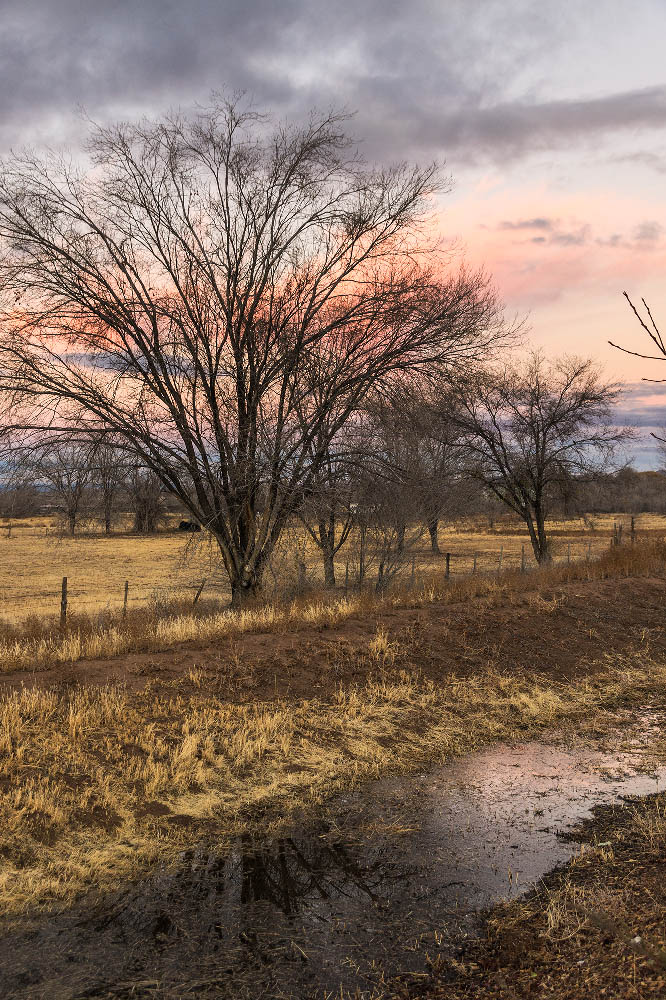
(2, 727, 665, 999)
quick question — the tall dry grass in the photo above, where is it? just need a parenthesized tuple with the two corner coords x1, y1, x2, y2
(2, 512, 660, 625)
(0, 537, 663, 673)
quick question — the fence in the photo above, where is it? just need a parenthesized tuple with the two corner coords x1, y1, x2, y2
(2, 518, 644, 630)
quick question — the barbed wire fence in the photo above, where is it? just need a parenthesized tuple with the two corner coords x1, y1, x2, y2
(0, 516, 641, 630)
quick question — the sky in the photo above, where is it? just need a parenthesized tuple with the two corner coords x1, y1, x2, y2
(2, 0, 666, 465)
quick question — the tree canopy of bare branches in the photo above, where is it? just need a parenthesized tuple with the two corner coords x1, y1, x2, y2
(0, 97, 506, 603)
(452, 353, 627, 563)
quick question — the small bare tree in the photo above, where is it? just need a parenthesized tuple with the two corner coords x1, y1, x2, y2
(383, 388, 473, 554)
(0, 433, 39, 523)
(127, 466, 166, 534)
(33, 441, 96, 535)
(452, 353, 628, 563)
(0, 98, 506, 604)
(350, 398, 427, 592)
(297, 426, 356, 588)
(90, 437, 127, 534)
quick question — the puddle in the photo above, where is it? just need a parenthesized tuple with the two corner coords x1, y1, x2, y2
(2, 718, 665, 999)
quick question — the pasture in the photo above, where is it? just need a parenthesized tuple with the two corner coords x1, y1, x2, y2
(0, 511, 662, 627)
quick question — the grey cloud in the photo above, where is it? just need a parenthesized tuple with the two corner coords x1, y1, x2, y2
(550, 226, 590, 247)
(499, 218, 554, 230)
(596, 234, 624, 248)
(1, 1, 666, 167)
(634, 221, 663, 243)
(614, 406, 666, 428)
(502, 218, 591, 248)
(427, 87, 666, 164)
(623, 381, 666, 400)
(613, 150, 666, 174)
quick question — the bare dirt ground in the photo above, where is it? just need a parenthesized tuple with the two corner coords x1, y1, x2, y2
(3, 574, 665, 702)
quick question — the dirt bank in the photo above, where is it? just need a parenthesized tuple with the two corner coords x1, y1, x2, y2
(3, 573, 666, 702)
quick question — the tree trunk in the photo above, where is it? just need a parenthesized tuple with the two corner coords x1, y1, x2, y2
(104, 497, 112, 534)
(428, 518, 441, 555)
(526, 504, 551, 564)
(229, 573, 263, 609)
(322, 548, 336, 588)
(218, 534, 266, 610)
(536, 507, 552, 563)
(359, 524, 367, 586)
(318, 518, 336, 588)
(68, 510, 76, 536)
(396, 522, 406, 554)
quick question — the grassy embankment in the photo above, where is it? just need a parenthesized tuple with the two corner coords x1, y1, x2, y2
(0, 512, 663, 670)
(0, 540, 665, 923)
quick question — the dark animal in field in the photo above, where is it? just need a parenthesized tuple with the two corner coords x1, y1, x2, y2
(178, 520, 201, 532)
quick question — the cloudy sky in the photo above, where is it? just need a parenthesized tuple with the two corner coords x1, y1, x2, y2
(3, 0, 666, 464)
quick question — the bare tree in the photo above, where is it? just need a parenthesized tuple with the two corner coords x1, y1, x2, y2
(297, 425, 356, 588)
(385, 388, 472, 554)
(452, 353, 627, 563)
(34, 442, 96, 535)
(127, 466, 166, 534)
(0, 433, 39, 523)
(90, 437, 127, 534)
(350, 398, 427, 592)
(0, 98, 506, 604)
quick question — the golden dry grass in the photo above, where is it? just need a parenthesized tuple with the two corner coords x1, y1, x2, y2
(0, 534, 663, 673)
(1, 646, 665, 924)
(1, 511, 661, 627)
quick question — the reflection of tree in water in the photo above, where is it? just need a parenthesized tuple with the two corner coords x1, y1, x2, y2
(237, 834, 388, 915)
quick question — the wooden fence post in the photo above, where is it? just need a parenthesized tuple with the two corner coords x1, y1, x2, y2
(359, 527, 366, 592)
(123, 580, 129, 618)
(445, 552, 450, 580)
(60, 576, 68, 629)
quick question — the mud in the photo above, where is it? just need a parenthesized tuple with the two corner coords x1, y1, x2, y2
(1, 718, 664, 999)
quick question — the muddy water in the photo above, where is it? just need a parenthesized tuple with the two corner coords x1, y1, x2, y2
(2, 721, 665, 999)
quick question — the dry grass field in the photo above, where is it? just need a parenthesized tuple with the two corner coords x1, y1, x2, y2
(0, 540, 665, 927)
(0, 511, 662, 627)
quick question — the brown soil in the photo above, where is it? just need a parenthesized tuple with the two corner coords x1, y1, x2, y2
(4, 574, 666, 702)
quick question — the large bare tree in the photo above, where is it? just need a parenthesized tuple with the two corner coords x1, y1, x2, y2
(452, 353, 627, 563)
(0, 98, 505, 603)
